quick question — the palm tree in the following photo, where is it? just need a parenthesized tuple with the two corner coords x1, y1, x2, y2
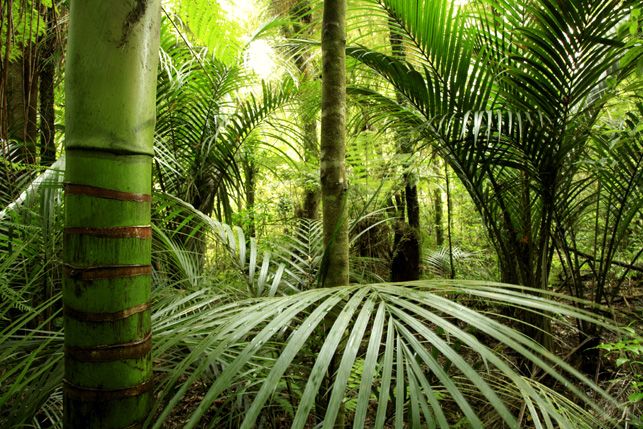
(346, 0, 642, 351)
(554, 102, 643, 370)
(154, 18, 303, 270)
(2, 0, 642, 427)
(63, 0, 161, 425)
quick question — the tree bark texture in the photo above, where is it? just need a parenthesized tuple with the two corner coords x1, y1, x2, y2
(244, 153, 257, 238)
(320, 0, 348, 288)
(63, 1, 161, 427)
(4, 52, 38, 148)
(320, 0, 348, 425)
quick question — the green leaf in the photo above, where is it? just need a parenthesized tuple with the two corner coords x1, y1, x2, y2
(620, 45, 643, 68)
(629, 392, 643, 402)
(616, 357, 630, 367)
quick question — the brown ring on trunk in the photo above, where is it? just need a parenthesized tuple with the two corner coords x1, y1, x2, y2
(63, 377, 154, 401)
(63, 183, 151, 202)
(64, 301, 151, 322)
(64, 226, 151, 239)
(66, 331, 152, 362)
(63, 264, 151, 280)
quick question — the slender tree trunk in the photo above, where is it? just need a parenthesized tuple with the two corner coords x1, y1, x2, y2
(445, 163, 455, 279)
(291, 0, 321, 220)
(434, 187, 444, 246)
(4, 48, 39, 153)
(320, 0, 348, 289)
(35, 4, 58, 327)
(244, 153, 257, 238)
(319, 0, 348, 426)
(39, 4, 57, 167)
(1, 42, 39, 201)
(63, 1, 161, 426)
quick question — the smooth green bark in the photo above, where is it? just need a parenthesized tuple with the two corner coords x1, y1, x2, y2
(320, 0, 349, 289)
(63, 1, 161, 427)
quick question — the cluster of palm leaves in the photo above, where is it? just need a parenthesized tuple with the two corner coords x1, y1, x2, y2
(2, 0, 643, 427)
(348, 0, 643, 291)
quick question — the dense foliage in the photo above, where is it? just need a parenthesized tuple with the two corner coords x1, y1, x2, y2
(1, 0, 642, 427)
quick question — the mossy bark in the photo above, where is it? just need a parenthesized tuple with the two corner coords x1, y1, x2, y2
(63, 1, 161, 427)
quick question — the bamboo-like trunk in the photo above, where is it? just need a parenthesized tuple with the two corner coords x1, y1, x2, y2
(63, 1, 161, 426)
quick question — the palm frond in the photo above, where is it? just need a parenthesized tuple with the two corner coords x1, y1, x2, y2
(148, 280, 626, 428)
(153, 192, 298, 297)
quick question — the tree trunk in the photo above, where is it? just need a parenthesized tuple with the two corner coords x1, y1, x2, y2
(3, 50, 39, 152)
(244, 153, 257, 238)
(39, 4, 57, 167)
(434, 187, 444, 246)
(319, 0, 348, 426)
(320, 0, 348, 289)
(63, 1, 161, 427)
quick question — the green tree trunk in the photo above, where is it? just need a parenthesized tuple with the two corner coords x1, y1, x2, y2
(289, 0, 321, 221)
(320, 0, 348, 289)
(63, 1, 161, 427)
